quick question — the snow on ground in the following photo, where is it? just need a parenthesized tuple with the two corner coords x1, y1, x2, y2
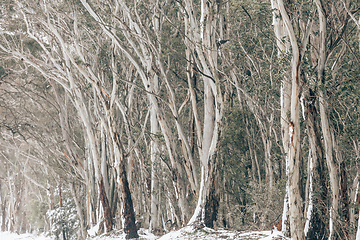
(1, 228, 289, 240)
(88, 221, 101, 237)
(158, 226, 289, 240)
(88, 226, 289, 240)
(89, 229, 157, 240)
(0, 231, 53, 240)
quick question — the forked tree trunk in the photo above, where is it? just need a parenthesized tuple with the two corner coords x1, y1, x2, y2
(76, 89, 112, 233)
(80, 1, 193, 227)
(183, 0, 223, 228)
(114, 136, 139, 239)
(103, 94, 138, 238)
(46, 16, 114, 233)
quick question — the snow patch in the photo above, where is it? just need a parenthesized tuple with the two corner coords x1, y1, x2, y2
(328, 210, 333, 240)
(304, 150, 313, 237)
(0, 231, 53, 240)
(1, 228, 290, 240)
(260, 229, 286, 240)
(89, 229, 157, 240)
(158, 226, 289, 240)
(88, 221, 101, 237)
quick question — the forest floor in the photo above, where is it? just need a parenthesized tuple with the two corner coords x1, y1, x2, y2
(0, 227, 289, 240)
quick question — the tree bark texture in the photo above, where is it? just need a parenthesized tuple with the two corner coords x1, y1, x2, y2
(271, 0, 291, 233)
(116, 145, 139, 239)
(70, 182, 87, 240)
(150, 79, 161, 233)
(277, 0, 304, 239)
(99, 179, 113, 233)
(314, 1, 341, 237)
(184, 0, 223, 228)
(304, 88, 328, 239)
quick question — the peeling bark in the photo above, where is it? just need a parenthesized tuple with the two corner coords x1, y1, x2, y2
(270, 0, 292, 233)
(117, 146, 139, 239)
(277, 0, 304, 238)
(99, 179, 113, 233)
(183, 0, 224, 228)
(314, 1, 341, 238)
(304, 88, 328, 239)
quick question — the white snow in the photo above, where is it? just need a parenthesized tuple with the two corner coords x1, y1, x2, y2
(88, 221, 101, 237)
(304, 150, 313, 237)
(260, 229, 286, 240)
(1, 228, 290, 240)
(89, 229, 157, 240)
(300, 95, 306, 120)
(158, 226, 289, 240)
(0, 231, 53, 240)
(328, 210, 333, 240)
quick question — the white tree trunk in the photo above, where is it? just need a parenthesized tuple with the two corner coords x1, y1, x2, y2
(277, 0, 304, 239)
(150, 75, 161, 232)
(271, 0, 292, 234)
(314, 1, 340, 238)
(80, 1, 196, 225)
(320, 91, 340, 240)
(185, 0, 223, 228)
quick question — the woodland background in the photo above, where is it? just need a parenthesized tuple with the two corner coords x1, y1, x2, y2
(0, 0, 360, 239)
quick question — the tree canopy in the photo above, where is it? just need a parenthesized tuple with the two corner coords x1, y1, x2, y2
(1, 0, 360, 239)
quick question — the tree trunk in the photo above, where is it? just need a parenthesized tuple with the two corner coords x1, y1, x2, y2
(340, 160, 350, 238)
(58, 185, 67, 240)
(100, 83, 138, 238)
(303, 88, 328, 239)
(116, 142, 139, 239)
(150, 75, 161, 233)
(0, 180, 7, 232)
(350, 174, 359, 240)
(204, 168, 219, 229)
(334, 138, 350, 238)
(101, 125, 110, 202)
(270, 0, 292, 233)
(101, 94, 138, 238)
(319, 92, 340, 239)
(277, 0, 304, 239)
(70, 182, 87, 240)
(1, 197, 6, 232)
(184, 0, 223, 228)
(46, 17, 113, 232)
(99, 179, 113, 233)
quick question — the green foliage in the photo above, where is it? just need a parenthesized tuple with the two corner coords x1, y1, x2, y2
(26, 199, 48, 231)
(23, 39, 42, 55)
(246, 181, 284, 227)
(218, 107, 250, 229)
(0, 66, 5, 78)
(219, 100, 285, 229)
(47, 199, 79, 240)
(1, 0, 360, 236)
